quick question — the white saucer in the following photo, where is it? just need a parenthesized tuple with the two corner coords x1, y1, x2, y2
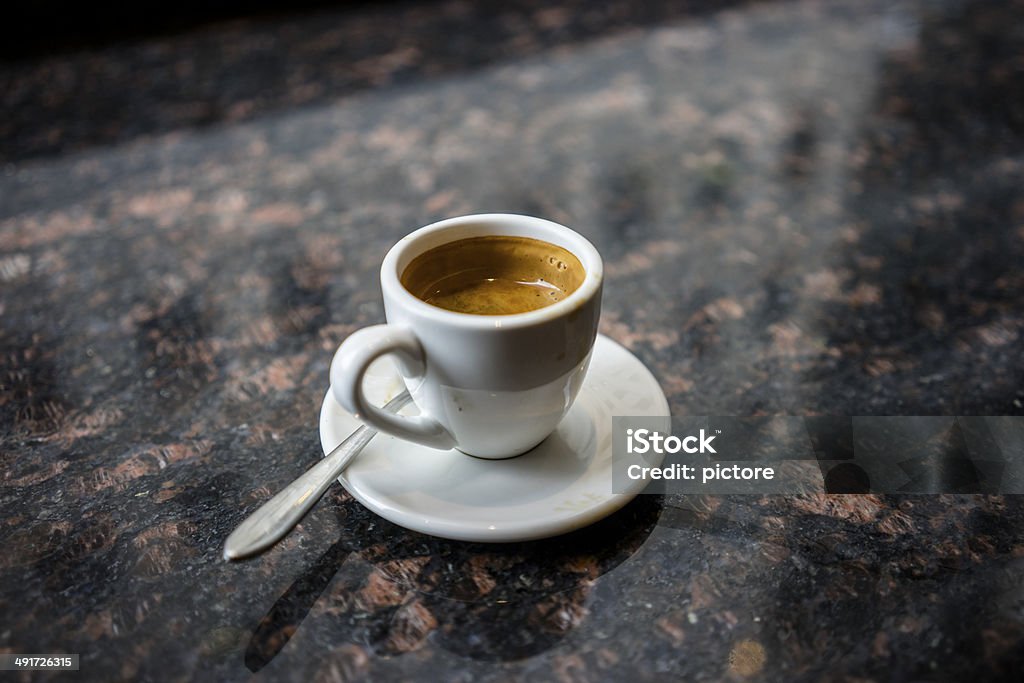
(319, 334, 669, 542)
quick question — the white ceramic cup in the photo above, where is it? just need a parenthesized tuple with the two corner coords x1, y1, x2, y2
(330, 213, 603, 459)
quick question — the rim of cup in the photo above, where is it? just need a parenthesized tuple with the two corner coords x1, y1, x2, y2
(381, 213, 604, 330)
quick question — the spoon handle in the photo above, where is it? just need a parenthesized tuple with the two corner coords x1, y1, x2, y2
(223, 390, 413, 561)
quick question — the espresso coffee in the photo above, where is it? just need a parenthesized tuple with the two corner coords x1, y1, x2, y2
(401, 235, 585, 315)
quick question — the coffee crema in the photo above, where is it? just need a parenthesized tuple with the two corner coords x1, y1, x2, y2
(400, 235, 585, 315)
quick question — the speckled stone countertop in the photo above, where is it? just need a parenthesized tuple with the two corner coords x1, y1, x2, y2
(2, 0, 1024, 680)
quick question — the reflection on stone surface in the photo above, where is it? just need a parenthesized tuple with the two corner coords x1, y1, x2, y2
(245, 495, 661, 668)
(245, 539, 353, 672)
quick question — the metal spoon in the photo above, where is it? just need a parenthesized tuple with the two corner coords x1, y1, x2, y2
(223, 390, 412, 561)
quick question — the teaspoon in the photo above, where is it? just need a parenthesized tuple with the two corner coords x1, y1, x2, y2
(223, 390, 412, 560)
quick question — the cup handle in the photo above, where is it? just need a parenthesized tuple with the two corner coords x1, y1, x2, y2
(330, 325, 456, 450)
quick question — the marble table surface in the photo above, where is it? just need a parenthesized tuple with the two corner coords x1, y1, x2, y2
(2, 0, 1023, 680)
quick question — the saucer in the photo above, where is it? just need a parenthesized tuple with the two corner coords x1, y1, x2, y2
(318, 334, 669, 542)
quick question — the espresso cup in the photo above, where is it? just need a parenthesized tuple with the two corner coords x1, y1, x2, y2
(330, 213, 603, 459)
